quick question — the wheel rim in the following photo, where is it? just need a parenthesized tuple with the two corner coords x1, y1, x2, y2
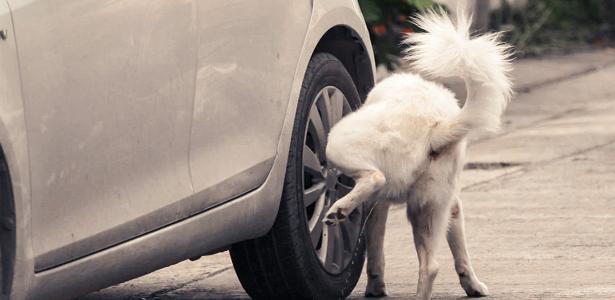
(302, 86, 362, 274)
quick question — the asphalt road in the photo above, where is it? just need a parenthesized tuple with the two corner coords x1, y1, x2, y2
(79, 49, 615, 300)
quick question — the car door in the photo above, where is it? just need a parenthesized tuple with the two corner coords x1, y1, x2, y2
(187, 0, 311, 210)
(8, 0, 198, 271)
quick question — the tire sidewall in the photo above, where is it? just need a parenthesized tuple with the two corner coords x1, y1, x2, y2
(282, 53, 366, 299)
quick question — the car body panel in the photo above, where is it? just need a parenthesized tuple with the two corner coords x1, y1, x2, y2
(0, 0, 375, 298)
(28, 169, 287, 299)
(188, 0, 311, 212)
(8, 0, 198, 270)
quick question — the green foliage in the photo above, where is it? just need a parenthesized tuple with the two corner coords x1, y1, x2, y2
(358, 0, 437, 68)
(359, 0, 382, 23)
(492, 0, 615, 56)
(360, 0, 615, 62)
(406, 0, 435, 10)
(540, 0, 613, 30)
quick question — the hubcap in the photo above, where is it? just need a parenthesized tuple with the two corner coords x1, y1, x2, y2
(302, 86, 362, 274)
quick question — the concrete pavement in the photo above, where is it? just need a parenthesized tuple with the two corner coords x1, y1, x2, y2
(79, 48, 615, 300)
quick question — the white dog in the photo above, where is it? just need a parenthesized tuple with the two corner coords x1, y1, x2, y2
(322, 8, 512, 300)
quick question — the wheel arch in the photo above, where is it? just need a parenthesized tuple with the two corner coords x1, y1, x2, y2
(0, 145, 16, 297)
(313, 25, 375, 102)
(0, 123, 34, 299)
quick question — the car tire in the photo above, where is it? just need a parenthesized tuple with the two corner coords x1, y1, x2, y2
(230, 53, 366, 300)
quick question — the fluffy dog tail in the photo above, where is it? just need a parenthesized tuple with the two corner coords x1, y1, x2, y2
(404, 7, 513, 151)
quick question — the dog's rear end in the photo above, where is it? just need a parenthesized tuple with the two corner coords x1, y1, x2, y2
(323, 7, 512, 300)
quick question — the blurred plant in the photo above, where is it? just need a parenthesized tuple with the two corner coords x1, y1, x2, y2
(492, 0, 615, 56)
(358, 0, 438, 69)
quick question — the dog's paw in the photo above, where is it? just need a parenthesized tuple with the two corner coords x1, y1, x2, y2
(322, 208, 346, 226)
(461, 277, 489, 297)
(365, 280, 387, 298)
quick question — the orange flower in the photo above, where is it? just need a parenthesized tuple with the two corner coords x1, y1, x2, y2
(373, 25, 387, 35)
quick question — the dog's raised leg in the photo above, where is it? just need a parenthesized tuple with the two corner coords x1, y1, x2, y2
(364, 201, 390, 298)
(447, 197, 489, 297)
(407, 201, 449, 300)
(323, 169, 385, 225)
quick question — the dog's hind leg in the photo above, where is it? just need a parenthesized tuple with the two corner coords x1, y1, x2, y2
(364, 200, 390, 298)
(323, 169, 385, 225)
(407, 199, 450, 300)
(447, 196, 489, 297)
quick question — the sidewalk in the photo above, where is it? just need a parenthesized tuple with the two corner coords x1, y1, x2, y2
(81, 48, 615, 300)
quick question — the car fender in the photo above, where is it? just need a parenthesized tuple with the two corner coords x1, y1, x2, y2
(0, 2, 34, 298)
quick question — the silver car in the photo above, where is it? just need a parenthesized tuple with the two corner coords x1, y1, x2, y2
(0, 0, 375, 299)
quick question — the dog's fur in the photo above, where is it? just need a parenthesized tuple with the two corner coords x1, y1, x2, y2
(322, 8, 512, 300)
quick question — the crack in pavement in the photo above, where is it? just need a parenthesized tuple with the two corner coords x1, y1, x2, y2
(464, 161, 522, 170)
(462, 138, 615, 192)
(143, 266, 233, 299)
